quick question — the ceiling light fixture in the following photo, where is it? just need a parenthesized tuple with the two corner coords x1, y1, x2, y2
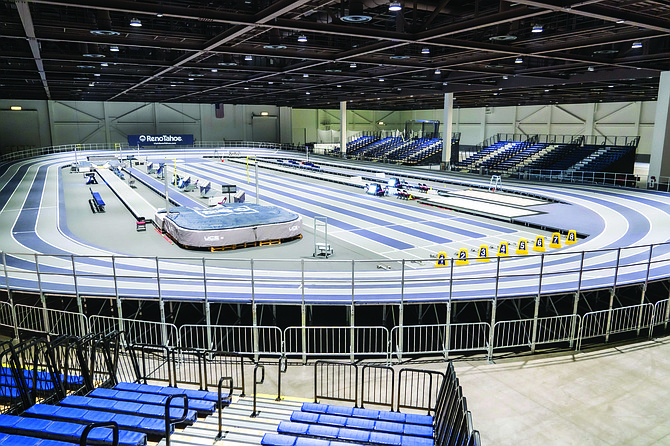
(88, 83, 95, 87)
(245, 55, 253, 61)
(10, 106, 21, 111)
(156, 13, 163, 17)
(94, 73, 101, 77)
(261, 111, 269, 116)
(389, 1, 401, 11)
(100, 62, 108, 67)
(303, 73, 309, 78)
(188, 78, 194, 81)
(350, 62, 357, 68)
(434, 68, 441, 75)
(515, 56, 523, 63)
(421, 47, 430, 54)
(502, 75, 509, 80)
(129, 18, 142, 27)
(379, 78, 384, 82)
(632, 41, 642, 49)
(297, 34, 307, 43)
(588, 66, 595, 72)
(306, 91, 310, 95)
(532, 24, 543, 33)
(211, 68, 218, 72)
(268, 81, 273, 84)
(110, 46, 119, 52)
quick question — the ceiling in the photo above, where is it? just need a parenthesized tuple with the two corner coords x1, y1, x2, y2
(0, 0, 668, 110)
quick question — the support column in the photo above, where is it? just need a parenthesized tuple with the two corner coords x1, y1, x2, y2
(650, 71, 670, 179)
(442, 93, 454, 168)
(340, 101, 347, 157)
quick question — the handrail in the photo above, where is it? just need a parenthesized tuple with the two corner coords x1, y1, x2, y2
(216, 376, 234, 440)
(164, 394, 189, 446)
(80, 421, 119, 446)
(251, 363, 265, 418)
(277, 355, 287, 402)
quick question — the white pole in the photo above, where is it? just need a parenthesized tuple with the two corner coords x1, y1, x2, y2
(255, 161, 260, 204)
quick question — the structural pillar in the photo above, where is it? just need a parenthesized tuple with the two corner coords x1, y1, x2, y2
(650, 71, 670, 179)
(340, 101, 347, 157)
(442, 93, 454, 169)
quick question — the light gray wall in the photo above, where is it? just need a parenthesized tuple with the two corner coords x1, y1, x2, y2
(295, 101, 658, 157)
(0, 99, 659, 158)
(0, 100, 289, 155)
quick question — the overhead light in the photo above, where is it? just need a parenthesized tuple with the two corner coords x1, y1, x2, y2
(379, 78, 384, 82)
(245, 55, 253, 61)
(388, 1, 402, 11)
(261, 111, 269, 116)
(442, 82, 448, 86)
(434, 68, 441, 75)
(170, 84, 176, 87)
(110, 46, 119, 52)
(632, 41, 642, 49)
(88, 83, 95, 87)
(588, 66, 595, 72)
(378, 121, 385, 125)
(502, 75, 509, 80)
(129, 18, 142, 27)
(350, 62, 357, 68)
(268, 81, 273, 84)
(341, 1, 372, 23)
(263, 44, 286, 49)
(532, 24, 543, 33)
(337, 85, 342, 88)
(10, 106, 21, 111)
(303, 73, 309, 77)
(94, 73, 101, 77)
(188, 78, 194, 81)
(515, 56, 523, 63)
(544, 89, 549, 92)
(306, 91, 310, 95)
(616, 19, 625, 24)
(297, 34, 307, 43)
(100, 62, 108, 67)
(608, 85, 614, 88)
(421, 47, 430, 54)
(156, 13, 164, 17)
(83, 53, 105, 58)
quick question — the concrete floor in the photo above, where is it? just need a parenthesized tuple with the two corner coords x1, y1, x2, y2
(254, 334, 670, 446)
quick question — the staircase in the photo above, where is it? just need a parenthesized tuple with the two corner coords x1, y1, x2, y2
(158, 395, 303, 446)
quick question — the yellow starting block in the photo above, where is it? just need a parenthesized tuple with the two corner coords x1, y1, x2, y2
(549, 232, 561, 249)
(566, 230, 577, 245)
(455, 248, 469, 266)
(497, 242, 509, 258)
(516, 239, 528, 255)
(435, 251, 448, 267)
(533, 236, 545, 252)
(477, 245, 490, 262)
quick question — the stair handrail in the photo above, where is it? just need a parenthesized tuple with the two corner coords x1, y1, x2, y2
(251, 363, 265, 417)
(216, 376, 234, 440)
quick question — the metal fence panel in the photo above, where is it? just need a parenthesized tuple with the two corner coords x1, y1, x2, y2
(578, 304, 654, 349)
(449, 323, 490, 352)
(494, 315, 579, 349)
(390, 324, 448, 358)
(179, 324, 282, 355)
(89, 315, 179, 347)
(284, 326, 388, 359)
(14, 305, 87, 337)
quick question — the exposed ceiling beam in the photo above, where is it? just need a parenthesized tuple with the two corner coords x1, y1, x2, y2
(15, 0, 51, 99)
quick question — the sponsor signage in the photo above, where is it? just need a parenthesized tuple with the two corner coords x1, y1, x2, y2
(128, 134, 194, 146)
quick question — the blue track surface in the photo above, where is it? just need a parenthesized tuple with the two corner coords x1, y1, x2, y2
(0, 149, 669, 305)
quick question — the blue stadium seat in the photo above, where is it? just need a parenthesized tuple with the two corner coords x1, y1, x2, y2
(88, 388, 215, 416)
(0, 432, 80, 446)
(290, 412, 432, 438)
(0, 414, 146, 446)
(59, 395, 197, 425)
(23, 404, 171, 437)
(262, 433, 298, 446)
(114, 382, 223, 404)
(302, 403, 433, 426)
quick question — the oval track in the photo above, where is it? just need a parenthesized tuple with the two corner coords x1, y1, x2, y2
(1, 149, 670, 305)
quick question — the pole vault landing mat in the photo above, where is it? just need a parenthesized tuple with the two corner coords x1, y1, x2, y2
(155, 204, 302, 249)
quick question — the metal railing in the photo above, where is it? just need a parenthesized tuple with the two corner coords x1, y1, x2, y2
(89, 315, 179, 347)
(178, 324, 282, 355)
(284, 326, 390, 362)
(494, 315, 579, 349)
(576, 303, 654, 350)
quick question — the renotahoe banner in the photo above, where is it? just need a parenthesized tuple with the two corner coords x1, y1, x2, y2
(128, 134, 194, 146)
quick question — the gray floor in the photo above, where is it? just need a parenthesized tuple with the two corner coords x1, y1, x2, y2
(250, 336, 670, 446)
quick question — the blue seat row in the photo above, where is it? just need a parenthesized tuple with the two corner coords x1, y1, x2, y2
(0, 432, 87, 446)
(262, 433, 347, 446)
(114, 382, 224, 405)
(0, 414, 145, 446)
(301, 403, 433, 426)
(290, 412, 432, 438)
(277, 421, 432, 446)
(24, 404, 171, 437)
(59, 395, 197, 425)
(89, 388, 215, 416)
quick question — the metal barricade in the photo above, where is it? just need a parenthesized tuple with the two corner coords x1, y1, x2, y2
(577, 304, 654, 350)
(14, 304, 87, 337)
(179, 324, 282, 355)
(449, 322, 490, 353)
(314, 360, 358, 406)
(89, 315, 179, 347)
(494, 315, 579, 349)
(284, 326, 389, 361)
(390, 323, 449, 359)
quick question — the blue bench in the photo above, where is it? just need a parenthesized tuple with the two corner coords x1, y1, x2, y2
(0, 431, 116, 446)
(88, 388, 215, 416)
(59, 396, 197, 426)
(89, 188, 105, 213)
(0, 414, 145, 446)
(290, 412, 433, 438)
(114, 382, 225, 406)
(23, 404, 171, 437)
(301, 403, 433, 426)
(277, 421, 433, 446)
(262, 433, 334, 446)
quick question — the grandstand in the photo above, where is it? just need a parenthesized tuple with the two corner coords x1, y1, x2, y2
(0, 328, 480, 446)
(454, 134, 639, 177)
